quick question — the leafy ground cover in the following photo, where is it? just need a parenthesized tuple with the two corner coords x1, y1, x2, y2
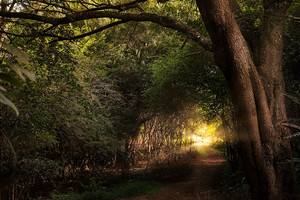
(49, 180, 162, 200)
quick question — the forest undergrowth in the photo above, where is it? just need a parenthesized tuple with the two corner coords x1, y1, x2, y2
(47, 146, 251, 200)
(0, 1, 298, 200)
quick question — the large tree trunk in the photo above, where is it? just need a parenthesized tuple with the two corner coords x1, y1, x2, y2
(196, 0, 297, 199)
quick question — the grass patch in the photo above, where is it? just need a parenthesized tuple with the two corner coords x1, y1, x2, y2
(194, 147, 208, 157)
(49, 180, 162, 200)
(210, 143, 226, 154)
(207, 146, 223, 154)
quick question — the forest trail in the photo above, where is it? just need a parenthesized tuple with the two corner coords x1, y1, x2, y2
(122, 147, 227, 200)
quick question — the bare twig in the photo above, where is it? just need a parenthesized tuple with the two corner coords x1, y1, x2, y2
(181, 50, 206, 58)
(281, 123, 300, 130)
(275, 118, 300, 128)
(283, 132, 300, 139)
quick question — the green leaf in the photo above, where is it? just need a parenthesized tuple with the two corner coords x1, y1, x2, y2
(0, 91, 19, 116)
(0, 64, 11, 69)
(3, 42, 30, 63)
(11, 65, 36, 82)
(0, 85, 7, 91)
(0, 73, 23, 87)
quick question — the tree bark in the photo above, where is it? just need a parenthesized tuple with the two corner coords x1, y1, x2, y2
(196, 0, 297, 199)
(254, 0, 291, 123)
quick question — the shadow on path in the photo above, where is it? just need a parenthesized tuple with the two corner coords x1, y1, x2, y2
(122, 147, 227, 200)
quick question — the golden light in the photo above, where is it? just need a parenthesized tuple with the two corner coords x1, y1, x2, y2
(187, 123, 222, 146)
(191, 135, 213, 146)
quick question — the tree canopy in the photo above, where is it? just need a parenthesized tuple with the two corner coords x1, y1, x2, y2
(0, 0, 299, 200)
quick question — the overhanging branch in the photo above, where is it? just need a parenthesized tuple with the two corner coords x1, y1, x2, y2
(0, 10, 212, 50)
(52, 20, 130, 42)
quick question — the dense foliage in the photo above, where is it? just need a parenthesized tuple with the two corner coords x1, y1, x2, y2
(0, 0, 299, 200)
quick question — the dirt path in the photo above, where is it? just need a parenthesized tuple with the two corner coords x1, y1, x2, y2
(122, 147, 227, 200)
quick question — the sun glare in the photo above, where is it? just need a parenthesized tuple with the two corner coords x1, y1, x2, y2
(191, 135, 213, 146)
(188, 124, 221, 146)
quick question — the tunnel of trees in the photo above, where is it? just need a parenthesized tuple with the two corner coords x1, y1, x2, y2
(0, 0, 299, 200)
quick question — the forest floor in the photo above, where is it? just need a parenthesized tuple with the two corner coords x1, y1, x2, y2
(121, 147, 227, 200)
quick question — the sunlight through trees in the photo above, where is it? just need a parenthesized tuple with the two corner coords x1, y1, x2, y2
(0, 1, 299, 200)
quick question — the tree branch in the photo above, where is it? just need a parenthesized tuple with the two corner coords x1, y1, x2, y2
(281, 123, 300, 130)
(283, 132, 300, 139)
(81, 0, 147, 12)
(0, 11, 212, 50)
(181, 50, 206, 58)
(52, 20, 129, 42)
